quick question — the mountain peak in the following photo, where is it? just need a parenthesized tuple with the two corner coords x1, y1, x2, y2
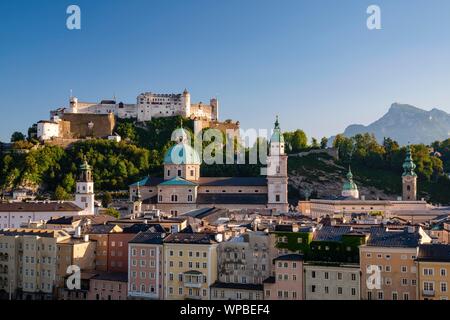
(339, 103, 450, 145)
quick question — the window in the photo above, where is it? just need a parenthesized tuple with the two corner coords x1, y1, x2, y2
(325, 286, 329, 294)
(402, 278, 408, 286)
(324, 272, 329, 280)
(401, 266, 407, 273)
(338, 287, 343, 295)
(351, 273, 356, 281)
(311, 271, 316, 278)
(311, 285, 316, 293)
(392, 292, 398, 300)
(177, 170, 182, 176)
(441, 269, 447, 277)
(403, 293, 409, 300)
(351, 288, 356, 296)
(385, 265, 391, 272)
(441, 282, 447, 293)
(423, 268, 434, 276)
(337, 272, 342, 280)
(377, 291, 384, 300)
(276, 195, 280, 202)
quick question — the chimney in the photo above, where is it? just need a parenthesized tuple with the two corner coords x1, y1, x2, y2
(75, 226, 82, 238)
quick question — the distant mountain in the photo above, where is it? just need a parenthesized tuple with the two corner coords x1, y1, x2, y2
(338, 103, 450, 145)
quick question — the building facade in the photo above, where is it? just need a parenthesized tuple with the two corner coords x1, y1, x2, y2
(263, 254, 304, 300)
(163, 233, 219, 300)
(128, 231, 164, 300)
(303, 263, 360, 300)
(417, 244, 450, 300)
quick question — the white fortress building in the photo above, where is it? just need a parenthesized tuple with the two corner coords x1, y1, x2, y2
(136, 89, 218, 122)
(50, 89, 219, 123)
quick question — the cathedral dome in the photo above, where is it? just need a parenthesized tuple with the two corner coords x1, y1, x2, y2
(164, 144, 201, 165)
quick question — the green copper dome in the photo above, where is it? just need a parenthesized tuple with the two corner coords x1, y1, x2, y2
(343, 167, 358, 191)
(79, 157, 91, 171)
(164, 144, 201, 165)
(402, 145, 417, 177)
(270, 116, 285, 144)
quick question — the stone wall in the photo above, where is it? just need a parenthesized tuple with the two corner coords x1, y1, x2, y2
(61, 113, 115, 138)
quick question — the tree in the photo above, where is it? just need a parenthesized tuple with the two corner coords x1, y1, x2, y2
(54, 185, 71, 200)
(311, 138, 319, 149)
(320, 137, 328, 149)
(28, 124, 38, 140)
(284, 130, 308, 153)
(116, 121, 137, 143)
(104, 207, 120, 219)
(102, 192, 113, 208)
(11, 131, 25, 142)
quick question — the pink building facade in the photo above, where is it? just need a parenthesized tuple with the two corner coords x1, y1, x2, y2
(128, 232, 165, 299)
(87, 273, 128, 300)
(263, 254, 304, 300)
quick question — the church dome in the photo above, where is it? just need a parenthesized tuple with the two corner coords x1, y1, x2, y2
(164, 144, 201, 165)
(342, 167, 359, 199)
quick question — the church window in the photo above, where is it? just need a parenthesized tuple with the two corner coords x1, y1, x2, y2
(407, 185, 411, 191)
(178, 170, 182, 176)
(167, 170, 170, 176)
(188, 195, 193, 202)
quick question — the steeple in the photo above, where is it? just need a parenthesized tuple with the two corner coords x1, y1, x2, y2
(402, 145, 417, 177)
(79, 156, 93, 182)
(135, 181, 142, 201)
(75, 156, 95, 215)
(402, 144, 417, 200)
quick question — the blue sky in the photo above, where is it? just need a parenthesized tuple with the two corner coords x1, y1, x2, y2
(2, 0, 450, 142)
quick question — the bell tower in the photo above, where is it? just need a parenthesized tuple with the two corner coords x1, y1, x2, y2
(402, 145, 417, 201)
(267, 116, 289, 212)
(75, 157, 95, 215)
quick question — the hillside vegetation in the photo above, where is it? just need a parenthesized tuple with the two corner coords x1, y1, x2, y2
(2, 117, 450, 205)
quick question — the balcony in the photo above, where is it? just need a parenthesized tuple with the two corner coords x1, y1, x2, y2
(422, 290, 435, 297)
(183, 271, 204, 289)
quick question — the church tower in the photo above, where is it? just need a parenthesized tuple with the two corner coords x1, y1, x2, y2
(267, 116, 289, 212)
(129, 182, 143, 216)
(74, 157, 95, 215)
(402, 145, 417, 201)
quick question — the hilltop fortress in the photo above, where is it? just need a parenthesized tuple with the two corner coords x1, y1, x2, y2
(39, 89, 235, 146)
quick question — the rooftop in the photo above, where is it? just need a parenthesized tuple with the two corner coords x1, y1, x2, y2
(164, 232, 218, 244)
(197, 193, 267, 205)
(210, 282, 264, 291)
(418, 244, 450, 262)
(274, 254, 304, 262)
(129, 231, 165, 245)
(0, 202, 83, 212)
